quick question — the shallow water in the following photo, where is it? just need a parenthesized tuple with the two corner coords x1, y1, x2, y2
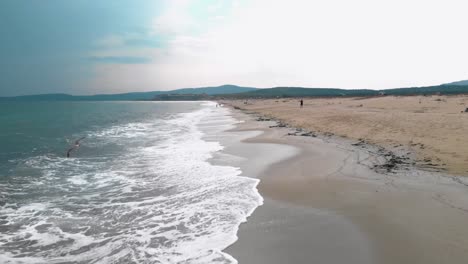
(0, 101, 262, 263)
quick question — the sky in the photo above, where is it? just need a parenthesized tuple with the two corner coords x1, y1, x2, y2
(1, 0, 467, 96)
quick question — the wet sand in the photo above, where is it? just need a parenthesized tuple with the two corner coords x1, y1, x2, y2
(217, 109, 468, 264)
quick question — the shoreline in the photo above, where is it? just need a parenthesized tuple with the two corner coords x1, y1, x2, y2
(220, 106, 468, 264)
(225, 95, 468, 175)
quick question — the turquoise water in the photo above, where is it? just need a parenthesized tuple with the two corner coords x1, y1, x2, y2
(0, 101, 199, 174)
(0, 101, 262, 263)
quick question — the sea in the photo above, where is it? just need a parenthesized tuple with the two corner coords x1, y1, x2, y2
(0, 101, 262, 264)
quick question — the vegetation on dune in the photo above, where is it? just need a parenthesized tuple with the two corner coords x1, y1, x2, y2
(215, 85, 468, 99)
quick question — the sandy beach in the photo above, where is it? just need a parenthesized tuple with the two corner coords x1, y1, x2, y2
(215, 106, 468, 264)
(225, 95, 468, 175)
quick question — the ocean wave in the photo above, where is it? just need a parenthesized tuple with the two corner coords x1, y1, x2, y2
(0, 102, 261, 263)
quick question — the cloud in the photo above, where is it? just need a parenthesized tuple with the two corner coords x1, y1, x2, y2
(152, 0, 194, 35)
(94, 32, 162, 48)
(90, 32, 162, 68)
(124, 37, 161, 47)
(90, 0, 468, 93)
(89, 56, 152, 64)
(94, 35, 126, 48)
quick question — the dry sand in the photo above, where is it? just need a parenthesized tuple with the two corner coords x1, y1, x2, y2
(218, 110, 468, 264)
(225, 95, 468, 175)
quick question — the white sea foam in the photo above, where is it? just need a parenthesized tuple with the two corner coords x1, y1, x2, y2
(0, 102, 262, 263)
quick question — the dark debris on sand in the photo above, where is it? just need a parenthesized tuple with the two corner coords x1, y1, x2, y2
(373, 153, 410, 173)
(269, 121, 288, 128)
(287, 128, 317, 137)
(253, 115, 288, 127)
(352, 139, 412, 173)
(249, 112, 414, 175)
(247, 108, 452, 176)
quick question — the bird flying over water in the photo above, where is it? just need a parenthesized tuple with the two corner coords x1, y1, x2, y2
(66, 137, 86, 158)
(74, 137, 86, 147)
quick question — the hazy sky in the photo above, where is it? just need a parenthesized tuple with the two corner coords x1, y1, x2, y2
(1, 0, 467, 96)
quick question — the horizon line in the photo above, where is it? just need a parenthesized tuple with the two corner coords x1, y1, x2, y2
(2, 81, 466, 98)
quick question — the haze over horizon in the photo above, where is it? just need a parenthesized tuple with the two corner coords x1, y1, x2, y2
(1, 0, 468, 97)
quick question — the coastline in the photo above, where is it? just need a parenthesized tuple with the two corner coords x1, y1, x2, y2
(217, 106, 468, 264)
(225, 96, 468, 175)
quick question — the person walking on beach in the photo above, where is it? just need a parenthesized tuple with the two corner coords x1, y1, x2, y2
(300, 99, 303, 108)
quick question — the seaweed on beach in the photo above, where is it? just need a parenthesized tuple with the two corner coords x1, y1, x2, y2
(373, 154, 408, 173)
(372, 148, 411, 173)
(351, 139, 411, 173)
(269, 122, 288, 128)
(287, 128, 317, 137)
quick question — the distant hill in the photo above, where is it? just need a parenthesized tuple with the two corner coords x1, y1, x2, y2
(216, 85, 468, 99)
(443, 80, 468, 86)
(168, 84, 257, 95)
(382, 85, 468, 95)
(0, 93, 77, 101)
(0, 85, 258, 101)
(2, 83, 468, 101)
(153, 94, 212, 101)
(220, 87, 378, 98)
